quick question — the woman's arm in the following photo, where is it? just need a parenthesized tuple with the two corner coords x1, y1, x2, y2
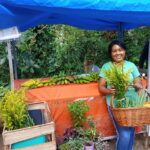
(98, 78, 116, 95)
(133, 77, 143, 90)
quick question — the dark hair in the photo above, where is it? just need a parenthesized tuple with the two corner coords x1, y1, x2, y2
(108, 40, 126, 59)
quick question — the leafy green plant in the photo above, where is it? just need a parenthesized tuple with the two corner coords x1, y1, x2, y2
(0, 86, 9, 99)
(61, 126, 108, 150)
(137, 89, 148, 106)
(119, 88, 148, 108)
(68, 100, 89, 128)
(59, 138, 84, 150)
(84, 116, 97, 141)
(0, 89, 34, 130)
(94, 136, 109, 150)
(103, 65, 131, 99)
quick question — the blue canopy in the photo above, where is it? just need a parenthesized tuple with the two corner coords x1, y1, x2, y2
(1, 0, 150, 31)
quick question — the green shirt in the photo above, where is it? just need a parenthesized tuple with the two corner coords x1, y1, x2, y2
(99, 60, 140, 106)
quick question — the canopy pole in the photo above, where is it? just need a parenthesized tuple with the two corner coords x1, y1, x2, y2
(147, 39, 150, 91)
(118, 22, 124, 42)
(11, 41, 18, 79)
(7, 41, 14, 89)
(147, 39, 150, 137)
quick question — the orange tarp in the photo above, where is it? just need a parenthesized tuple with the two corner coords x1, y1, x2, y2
(15, 80, 116, 140)
(26, 83, 116, 139)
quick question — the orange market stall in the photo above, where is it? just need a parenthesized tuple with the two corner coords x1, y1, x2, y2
(1, 0, 150, 142)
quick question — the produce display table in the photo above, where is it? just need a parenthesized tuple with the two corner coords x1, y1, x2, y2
(15, 79, 146, 140)
(15, 80, 116, 140)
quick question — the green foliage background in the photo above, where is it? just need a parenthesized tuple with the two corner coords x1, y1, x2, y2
(0, 25, 150, 86)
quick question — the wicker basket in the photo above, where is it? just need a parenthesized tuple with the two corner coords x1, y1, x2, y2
(110, 96, 150, 127)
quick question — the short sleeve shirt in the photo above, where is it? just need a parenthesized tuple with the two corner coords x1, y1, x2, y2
(99, 60, 140, 106)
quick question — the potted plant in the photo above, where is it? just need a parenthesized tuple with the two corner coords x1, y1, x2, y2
(0, 89, 47, 149)
(83, 116, 97, 150)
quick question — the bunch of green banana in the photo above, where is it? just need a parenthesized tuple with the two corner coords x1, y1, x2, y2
(88, 72, 99, 82)
(73, 76, 91, 84)
(22, 79, 43, 89)
(42, 79, 56, 86)
(51, 75, 73, 85)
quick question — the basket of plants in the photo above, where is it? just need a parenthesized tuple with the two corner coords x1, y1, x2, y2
(110, 89, 150, 127)
(104, 65, 150, 127)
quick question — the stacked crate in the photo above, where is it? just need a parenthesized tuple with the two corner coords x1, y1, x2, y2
(2, 102, 56, 150)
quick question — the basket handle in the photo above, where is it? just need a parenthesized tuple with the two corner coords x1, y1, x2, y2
(143, 88, 150, 96)
(110, 95, 115, 108)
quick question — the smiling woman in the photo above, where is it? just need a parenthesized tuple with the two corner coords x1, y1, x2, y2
(98, 40, 142, 150)
(111, 45, 126, 63)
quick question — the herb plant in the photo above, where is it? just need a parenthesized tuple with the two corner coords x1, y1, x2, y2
(68, 100, 89, 128)
(59, 138, 84, 150)
(0, 89, 34, 130)
(103, 65, 131, 99)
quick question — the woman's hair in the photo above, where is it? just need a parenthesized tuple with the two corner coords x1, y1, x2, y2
(108, 40, 126, 59)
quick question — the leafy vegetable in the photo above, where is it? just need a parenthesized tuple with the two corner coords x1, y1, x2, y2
(103, 65, 131, 99)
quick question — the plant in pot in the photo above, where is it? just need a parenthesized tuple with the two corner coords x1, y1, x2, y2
(84, 116, 97, 150)
(84, 117, 109, 150)
(0, 89, 46, 149)
(67, 100, 100, 150)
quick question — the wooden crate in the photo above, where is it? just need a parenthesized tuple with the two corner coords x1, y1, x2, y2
(2, 102, 56, 150)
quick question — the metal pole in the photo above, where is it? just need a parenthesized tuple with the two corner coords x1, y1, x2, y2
(147, 39, 150, 136)
(118, 22, 124, 42)
(147, 39, 150, 91)
(11, 41, 18, 79)
(7, 41, 14, 89)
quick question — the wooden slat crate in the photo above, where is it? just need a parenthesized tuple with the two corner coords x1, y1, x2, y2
(2, 102, 56, 150)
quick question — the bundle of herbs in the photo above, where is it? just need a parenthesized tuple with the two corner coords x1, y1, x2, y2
(103, 65, 131, 100)
(103, 65, 148, 108)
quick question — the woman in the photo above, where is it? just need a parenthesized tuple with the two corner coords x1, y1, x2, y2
(98, 40, 142, 150)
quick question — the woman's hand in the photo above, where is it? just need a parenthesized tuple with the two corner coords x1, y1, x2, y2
(98, 78, 116, 95)
(132, 83, 143, 89)
(132, 77, 143, 90)
(108, 88, 116, 95)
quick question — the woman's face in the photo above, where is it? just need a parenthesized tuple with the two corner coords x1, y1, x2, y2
(111, 44, 125, 63)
